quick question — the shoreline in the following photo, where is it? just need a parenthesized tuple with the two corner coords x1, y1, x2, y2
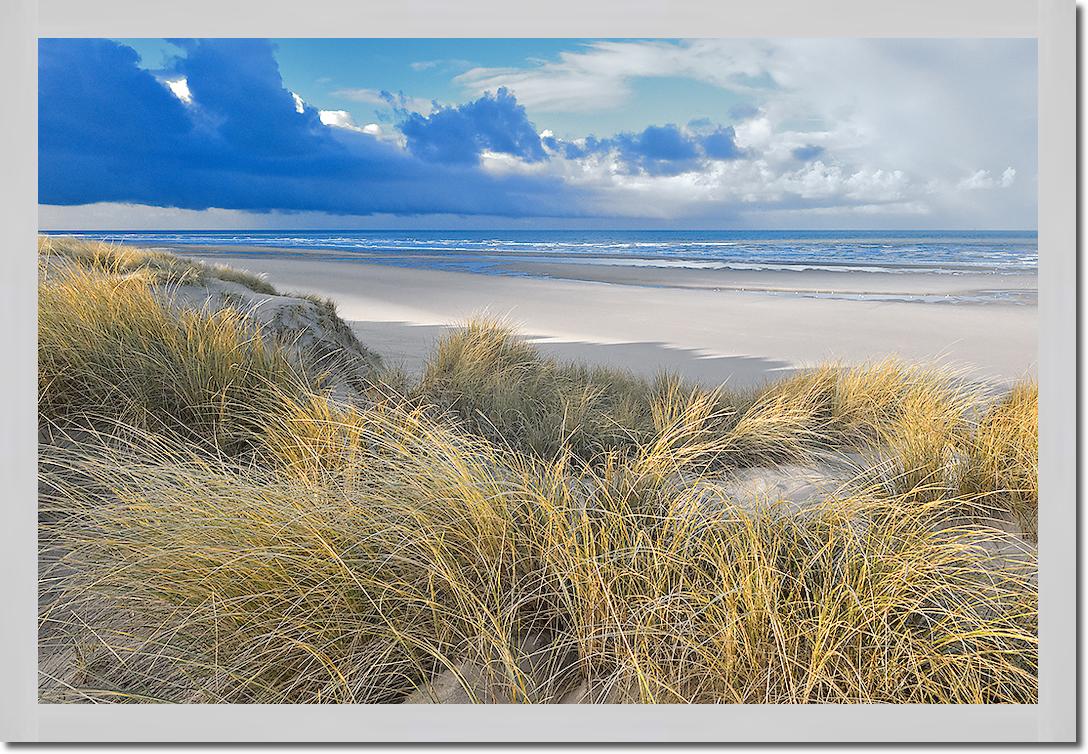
(167, 243, 1038, 389)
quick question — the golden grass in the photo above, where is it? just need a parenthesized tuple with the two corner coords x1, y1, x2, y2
(40, 405, 1037, 704)
(39, 259, 320, 454)
(417, 322, 988, 472)
(417, 317, 678, 459)
(742, 361, 978, 462)
(40, 235, 277, 294)
(958, 381, 1039, 538)
(37, 249, 1040, 704)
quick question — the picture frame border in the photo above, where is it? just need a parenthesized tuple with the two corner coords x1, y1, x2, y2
(1, 0, 1074, 741)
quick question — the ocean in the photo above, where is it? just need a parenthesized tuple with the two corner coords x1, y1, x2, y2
(43, 229, 1038, 276)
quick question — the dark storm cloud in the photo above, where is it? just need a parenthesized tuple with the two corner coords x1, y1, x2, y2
(38, 39, 576, 217)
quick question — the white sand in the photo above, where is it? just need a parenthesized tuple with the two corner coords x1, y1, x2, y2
(175, 247, 1037, 389)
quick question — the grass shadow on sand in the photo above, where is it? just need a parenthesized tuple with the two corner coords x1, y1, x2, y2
(347, 319, 795, 389)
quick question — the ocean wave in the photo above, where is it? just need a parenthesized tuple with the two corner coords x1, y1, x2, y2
(45, 230, 1039, 274)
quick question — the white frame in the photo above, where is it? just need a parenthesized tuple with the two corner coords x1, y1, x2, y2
(1, 0, 1074, 741)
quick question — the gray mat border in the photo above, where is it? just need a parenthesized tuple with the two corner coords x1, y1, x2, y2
(0, 0, 1074, 741)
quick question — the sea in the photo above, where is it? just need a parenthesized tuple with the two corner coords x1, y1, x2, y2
(43, 229, 1038, 276)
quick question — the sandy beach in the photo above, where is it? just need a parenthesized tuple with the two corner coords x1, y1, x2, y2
(169, 245, 1037, 388)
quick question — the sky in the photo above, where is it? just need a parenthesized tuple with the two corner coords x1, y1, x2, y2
(38, 38, 1037, 230)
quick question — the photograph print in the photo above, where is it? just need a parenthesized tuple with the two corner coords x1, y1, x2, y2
(37, 37, 1038, 705)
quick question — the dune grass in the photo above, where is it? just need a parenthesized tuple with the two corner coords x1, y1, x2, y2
(958, 381, 1039, 538)
(417, 320, 988, 472)
(419, 322, 1037, 529)
(39, 259, 321, 455)
(40, 235, 277, 294)
(40, 404, 1037, 704)
(37, 246, 1040, 704)
(416, 317, 702, 460)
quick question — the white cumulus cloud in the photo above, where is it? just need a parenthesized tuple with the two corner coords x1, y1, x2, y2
(318, 109, 364, 131)
(164, 78, 192, 104)
(957, 167, 1017, 190)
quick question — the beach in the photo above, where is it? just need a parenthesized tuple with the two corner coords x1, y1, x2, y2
(38, 236, 1041, 706)
(170, 244, 1038, 388)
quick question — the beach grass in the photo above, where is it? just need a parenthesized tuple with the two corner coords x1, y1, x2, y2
(40, 404, 1037, 704)
(40, 235, 277, 294)
(37, 241, 1039, 704)
(38, 257, 320, 455)
(958, 380, 1039, 538)
(417, 316, 744, 462)
(418, 321, 987, 472)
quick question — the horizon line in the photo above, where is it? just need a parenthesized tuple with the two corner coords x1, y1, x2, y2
(38, 228, 1041, 234)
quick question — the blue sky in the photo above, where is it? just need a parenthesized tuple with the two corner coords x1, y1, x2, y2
(115, 38, 760, 140)
(38, 38, 1037, 229)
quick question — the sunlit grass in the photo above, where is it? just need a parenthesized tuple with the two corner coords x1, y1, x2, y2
(419, 322, 991, 474)
(40, 406, 1037, 704)
(958, 381, 1039, 538)
(417, 316, 688, 460)
(39, 258, 321, 454)
(40, 235, 277, 293)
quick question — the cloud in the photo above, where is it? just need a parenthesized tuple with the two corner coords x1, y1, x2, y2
(624, 125, 698, 161)
(700, 127, 744, 160)
(317, 110, 396, 144)
(410, 58, 473, 73)
(791, 144, 825, 161)
(728, 103, 761, 120)
(331, 87, 435, 115)
(544, 122, 743, 176)
(165, 78, 192, 104)
(957, 167, 1017, 190)
(38, 39, 578, 217)
(39, 38, 193, 205)
(606, 125, 698, 176)
(452, 38, 1037, 227)
(399, 88, 546, 164)
(455, 40, 777, 112)
(38, 38, 1037, 229)
(317, 109, 364, 131)
(958, 170, 992, 190)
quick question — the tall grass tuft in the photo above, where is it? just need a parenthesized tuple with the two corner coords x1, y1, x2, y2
(958, 380, 1039, 538)
(417, 322, 987, 473)
(39, 261, 319, 455)
(522, 460, 1037, 703)
(417, 317, 727, 461)
(742, 360, 978, 462)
